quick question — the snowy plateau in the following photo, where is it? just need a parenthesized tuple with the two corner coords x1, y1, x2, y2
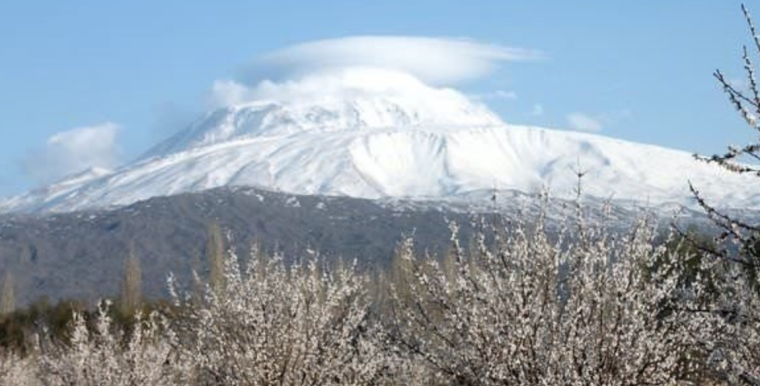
(2, 68, 758, 214)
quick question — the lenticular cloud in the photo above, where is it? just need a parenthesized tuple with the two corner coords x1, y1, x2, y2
(210, 36, 541, 108)
(241, 36, 542, 86)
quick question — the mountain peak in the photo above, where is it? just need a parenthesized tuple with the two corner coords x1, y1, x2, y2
(143, 68, 504, 158)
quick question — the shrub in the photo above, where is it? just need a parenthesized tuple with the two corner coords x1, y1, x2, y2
(386, 212, 715, 385)
(169, 242, 392, 385)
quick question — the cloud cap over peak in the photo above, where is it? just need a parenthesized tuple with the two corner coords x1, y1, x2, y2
(243, 36, 541, 86)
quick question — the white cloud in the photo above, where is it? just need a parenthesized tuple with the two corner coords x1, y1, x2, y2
(472, 90, 518, 101)
(207, 36, 541, 109)
(727, 77, 748, 90)
(209, 67, 470, 109)
(209, 80, 254, 108)
(23, 123, 121, 183)
(243, 36, 542, 86)
(567, 113, 603, 132)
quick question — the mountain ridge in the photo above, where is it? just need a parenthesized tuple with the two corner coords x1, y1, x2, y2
(2, 68, 758, 213)
(0, 184, 728, 306)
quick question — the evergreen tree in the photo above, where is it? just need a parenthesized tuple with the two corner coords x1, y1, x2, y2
(0, 271, 15, 317)
(206, 222, 226, 294)
(119, 250, 142, 315)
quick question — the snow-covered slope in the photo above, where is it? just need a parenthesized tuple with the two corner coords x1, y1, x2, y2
(2, 68, 758, 213)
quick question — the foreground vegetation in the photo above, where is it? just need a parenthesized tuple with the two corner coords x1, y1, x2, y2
(0, 206, 756, 385)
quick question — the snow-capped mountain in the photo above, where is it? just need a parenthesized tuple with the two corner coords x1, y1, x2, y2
(2, 68, 758, 214)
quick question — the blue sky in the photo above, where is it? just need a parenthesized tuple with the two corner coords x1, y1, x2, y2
(0, 0, 754, 196)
